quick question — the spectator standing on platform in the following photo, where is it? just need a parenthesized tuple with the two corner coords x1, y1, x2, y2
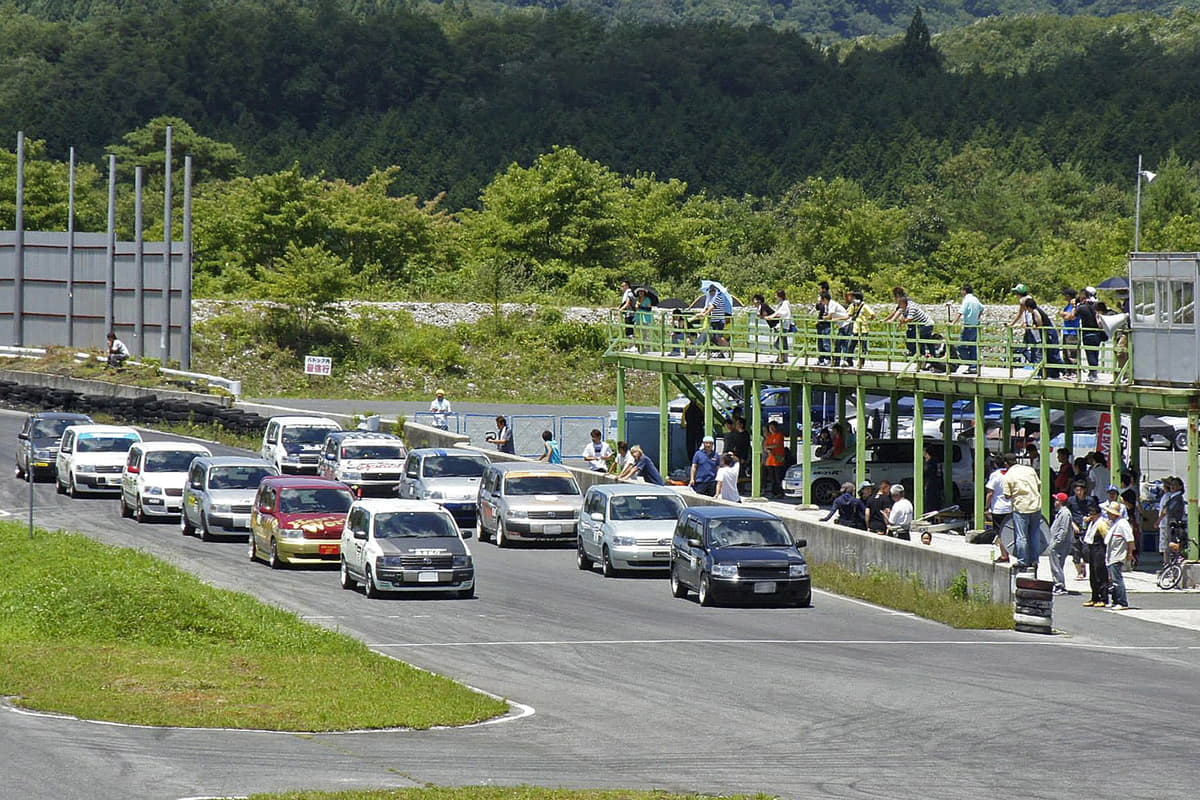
(698, 285, 732, 354)
(889, 484, 914, 539)
(1048, 492, 1076, 595)
(620, 444, 664, 485)
(986, 455, 1014, 563)
(617, 279, 636, 340)
(1082, 502, 1110, 606)
(485, 416, 516, 454)
(1003, 452, 1042, 571)
(1073, 288, 1104, 381)
(717, 453, 741, 502)
(953, 284, 983, 374)
(1067, 480, 1090, 580)
(538, 430, 562, 464)
(582, 429, 613, 472)
(1059, 288, 1080, 374)
(884, 287, 936, 370)
(814, 282, 839, 366)
(1104, 501, 1135, 610)
(428, 389, 452, 430)
(689, 435, 719, 497)
(823, 482, 867, 529)
(866, 479, 893, 535)
(633, 287, 654, 351)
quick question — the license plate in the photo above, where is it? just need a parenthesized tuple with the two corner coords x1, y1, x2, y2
(233, 515, 250, 529)
(754, 582, 777, 594)
(418, 571, 439, 583)
(543, 524, 563, 535)
(318, 544, 339, 555)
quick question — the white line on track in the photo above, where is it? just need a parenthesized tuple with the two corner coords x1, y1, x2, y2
(367, 637, 1192, 650)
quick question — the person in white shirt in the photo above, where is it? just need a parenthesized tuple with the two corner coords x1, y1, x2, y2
(985, 459, 1014, 563)
(888, 484, 914, 540)
(762, 289, 793, 364)
(582, 429, 614, 472)
(428, 389, 452, 430)
(716, 453, 741, 503)
(1103, 501, 1135, 610)
(1087, 452, 1110, 503)
(106, 331, 130, 368)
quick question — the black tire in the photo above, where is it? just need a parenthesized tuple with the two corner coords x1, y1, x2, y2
(457, 583, 476, 599)
(135, 497, 147, 524)
(812, 478, 839, 507)
(1158, 563, 1183, 590)
(602, 546, 617, 578)
(670, 562, 688, 598)
(495, 519, 509, 548)
(1174, 430, 1188, 451)
(339, 558, 356, 589)
(56, 473, 66, 494)
(364, 565, 381, 599)
(268, 538, 282, 569)
(698, 573, 716, 606)
(247, 534, 258, 562)
(796, 591, 812, 608)
(576, 538, 592, 571)
(199, 512, 213, 542)
(181, 511, 195, 537)
(120, 492, 132, 518)
(15, 460, 24, 481)
(65, 472, 78, 498)
(1014, 588, 1054, 603)
(477, 519, 490, 543)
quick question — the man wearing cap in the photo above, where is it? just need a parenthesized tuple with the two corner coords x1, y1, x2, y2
(1003, 452, 1042, 571)
(689, 436, 720, 497)
(1104, 484, 1128, 519)
(1104, 500, 1135, 610)
(698, 285, 732, 355)
(1081, 501, 1110, 607)
(888, 484, 914, 539)
(428, 388, 452, 430)
(1048, 492, 1077, 595)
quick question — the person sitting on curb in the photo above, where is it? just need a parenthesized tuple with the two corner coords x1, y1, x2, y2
(822, 482, 866, 529)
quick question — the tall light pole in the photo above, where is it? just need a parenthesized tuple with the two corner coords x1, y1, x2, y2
(1134, 154, 1157, 252)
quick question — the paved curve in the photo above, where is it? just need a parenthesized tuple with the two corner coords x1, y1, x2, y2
(1, 408, 1199, 800)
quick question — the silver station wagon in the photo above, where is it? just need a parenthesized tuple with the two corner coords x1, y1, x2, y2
(477, 462, 583, 547)
(577, 483, 687, 576)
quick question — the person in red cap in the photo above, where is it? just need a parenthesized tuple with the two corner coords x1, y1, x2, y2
(1048, 491, 1076, 595)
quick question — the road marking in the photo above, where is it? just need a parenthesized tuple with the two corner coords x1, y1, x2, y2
(1117, 609, 1200, 632)
(367, 638, 1194, 651)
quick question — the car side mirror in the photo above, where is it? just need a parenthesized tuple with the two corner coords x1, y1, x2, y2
(687, 537, 702, 548)
(353, 529, 367, 540)
(17, 432, 27, 440)
(590, 512, 604, 522)
(794, 538, 808, 548)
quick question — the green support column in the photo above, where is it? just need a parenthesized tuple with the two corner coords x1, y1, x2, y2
(616, 366, 626, 443)
(1039, 401, 1051, 520)
(973, 395, 986, 533)
(837, 387, 847, 430)
(942, 395, 953, 511)
(1110, 404, 1123, 475)
(1001, 400, 1012, 453)
(704, 377, 714, 439)
(658, 373, 669, 476)
(888, 391, 899, 438)
(1129, 413, 1141, 478)
(789, 383, 799, 465)
(1064, 403, 1074, 453)
(802, 382, 813, 506)
(913, 391, 924, 518)
(743, 379, 752, 424)
(1189, 411, 1199, 561)
(855, 390, 866, 489)
(751, 378, 763, 499)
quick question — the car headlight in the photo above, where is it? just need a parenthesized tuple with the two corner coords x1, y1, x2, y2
(211, 503, 231, 513)
(789, 563, 810, 578)
(279, 527, 306, 539)
(785, 467, 802, 480)
(379, 555, 405, 567)
(340, 470, 362, 480)
(611, 536, 636, 547)
(452, 555, 472, 567)
(425, 490, 444, 500)
(508, 509, 528, 518)
(33, 448, 54, 460)
(144, 485, 164, 496)
(711, 563, 738, 578)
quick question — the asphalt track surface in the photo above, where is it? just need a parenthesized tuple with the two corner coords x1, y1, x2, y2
(2, 408, 1200, 800)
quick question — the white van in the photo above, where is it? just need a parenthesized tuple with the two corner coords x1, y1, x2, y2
(782, 438, 975, 506)
(120, 441, 212, 522)
(261, 415, 342, 475)
(55, 424, 142, 497)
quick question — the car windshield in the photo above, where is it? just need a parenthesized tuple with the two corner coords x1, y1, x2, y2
(282, 425, 337, 445)
(76, 435, 138, 453)
(708, 518, 793, 548)
(505, 475, 580, 496)
(144, 451, 203, 472)
(209, 466, 275, 490)
(609, 494, 685, 521)
(422, 455, 488, 478)
(31, 419, 78, 438)
(278, 487, 354, 513)
(342, 444, 404, 460)
(373, 511, 459, 539)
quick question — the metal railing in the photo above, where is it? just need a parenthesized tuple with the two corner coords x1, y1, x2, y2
(606, 310, 1128, 385)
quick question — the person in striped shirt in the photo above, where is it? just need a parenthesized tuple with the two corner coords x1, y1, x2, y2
(884, 286, 936, 370)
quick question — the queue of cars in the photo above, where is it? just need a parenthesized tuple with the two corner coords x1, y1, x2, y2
(19, 411, 813, 607)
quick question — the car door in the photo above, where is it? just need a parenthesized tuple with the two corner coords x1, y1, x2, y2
(121, 445, 142, 506)
(56, 429, 74, 480)
(477, 468, 498, 533)
(577, 490, 600, 558)
(674, 515, 705, 588)
(183, 462, 204, 527)
(261, 421, 278, 464)
(251, 484, 276, 552)
(398, 455, 420, 498)
(342, 507, 366, 575)
(17, 416, 32, 471)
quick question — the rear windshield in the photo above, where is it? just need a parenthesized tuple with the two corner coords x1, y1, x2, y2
(31, 419, 78, 438)
(422, 455, 488, 478)
(278, 487, 354, 513)
(76, 435, 138, 453)
(609, 494, 685, 521)
(505, 475, 580, 496)
(342, 444, 404, 460)
(282, 425, 338, 445)
(374, 511, 459, 539)
(144, 451, 203, 472)
(708, 518, 792, 548)
(209, 466, 275, 490)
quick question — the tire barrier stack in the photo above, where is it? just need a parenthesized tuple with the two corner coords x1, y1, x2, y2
(1013, 575, 1054, 634)
(0, 379, 269, 438)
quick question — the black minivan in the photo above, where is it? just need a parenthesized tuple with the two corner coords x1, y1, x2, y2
(670, 506, 811, 607)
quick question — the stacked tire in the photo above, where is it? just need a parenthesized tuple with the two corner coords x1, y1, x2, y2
(1013, 576, 1053, 634)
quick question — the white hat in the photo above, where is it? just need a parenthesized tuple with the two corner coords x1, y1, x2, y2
(1103, 500, 1123, 517)
(702, 435, 715, 444)
(1085, 286, 1097, 296)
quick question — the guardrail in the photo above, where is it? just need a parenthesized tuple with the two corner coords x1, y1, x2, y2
(604, 309, 1129, 385)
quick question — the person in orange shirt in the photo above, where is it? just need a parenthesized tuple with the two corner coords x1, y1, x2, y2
(764, 421, 786, 498)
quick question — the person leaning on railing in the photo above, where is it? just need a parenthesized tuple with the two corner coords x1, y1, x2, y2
(883, 287, 936, 370)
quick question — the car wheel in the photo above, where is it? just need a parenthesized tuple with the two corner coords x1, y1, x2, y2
(698, 573, 716, 607)
(796, 591, 812, 608)
(576, 537, 592, 571)
(476, 518, 489, 543)
(495, 519, 509, 548)
(812, 478, 839, 507)
(602, 546, 617, 578)
(65, 472, 78, 498)
(199, 512, 212, 542)
(457, 582, 475, 599)
(364, 565, 381, 599)
(120, 492, 132, 518)
(670, 562, 688, 598)
(15, 459, 24, 481)
(1175, 430, 1188, 451)
(56, 471, 66, 494)
(135, 497, 147, 524)
(268, 538, 282, 569)
(339, 558, 356, 590)
(247, 533, 258, 562)
(181, 512, 195, 537)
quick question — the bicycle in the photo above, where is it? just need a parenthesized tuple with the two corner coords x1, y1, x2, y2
(1156, 527, 1188, 590)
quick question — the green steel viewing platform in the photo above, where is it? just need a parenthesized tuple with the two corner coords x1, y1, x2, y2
(605, 254, 1200, 560)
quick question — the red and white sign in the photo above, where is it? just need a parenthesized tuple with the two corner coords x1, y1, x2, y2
(1096, 412, 1112, 455)
(304, 355, 332, 376)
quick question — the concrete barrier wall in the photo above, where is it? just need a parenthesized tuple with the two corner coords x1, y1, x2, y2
(402, 418, 1011, 604)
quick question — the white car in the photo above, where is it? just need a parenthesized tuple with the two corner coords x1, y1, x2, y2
(577, 483, 686, 576)
(55, 424, 142, 497)
(261, 415, 342, 474)
(120, 441, 212, 522)
(319, 430, 407, 496)
(782, 438, 975, 506)
(339, 498, 475, 599)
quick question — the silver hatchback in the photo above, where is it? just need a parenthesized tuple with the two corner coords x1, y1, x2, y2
(477, 462, 582, 547)
(577, 483, 686, 577)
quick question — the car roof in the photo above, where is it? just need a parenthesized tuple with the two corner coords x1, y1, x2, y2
(268, 416, 341, 426)
(65, 424, 139, 436)
(492, 462, 574, 476)
(351, 498, 450, 515)
(588, 483, 681, 498)
(259, 475, 351, 490)
(195, 456, 275, 468)
(30, 412, 92, 421)
(327, 430, 400, 442)
(134, 441, 212, 453)
(684, 505, 781, 521)
(410, 447, 488, 458)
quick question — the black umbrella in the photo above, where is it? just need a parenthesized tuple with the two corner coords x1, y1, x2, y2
(657, 297, 688, 309)
(1096, 276, 1129, 290)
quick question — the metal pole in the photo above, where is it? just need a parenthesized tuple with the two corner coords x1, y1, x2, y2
(801, 382, 812, 506)
(1134, 154, 1143, 253)
(1039, 401, 1051, 520)
(751, 378, 762, 499)
(182, 155, 193, 369)
(1188, 410, 1198, 561)
(615, 366, 626, 442)
(704, 376, 714, 439)
(67, 147, 76, 347)
(105, 154, 116, 336)
(658, 373, 669, 476)
(973, 395, 986, 533)
(1063, 403, 1074, 453)
(1110, 403, 1123, 478)
(14, 132, 24, 346)
(913, 392, 924, 518)
(888, 391, 899, 437)
(1001, 400, 1012, 453)
(161, 124, 173, 363)
(134, 166, 145, 356)
(1129, 413, 1141, 478)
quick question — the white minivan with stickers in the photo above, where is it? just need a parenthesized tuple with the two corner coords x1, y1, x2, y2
(261, 415, 342, 474)
(55, 425, 142, 497)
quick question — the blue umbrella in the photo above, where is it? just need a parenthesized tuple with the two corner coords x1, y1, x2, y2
(1096, 276, 1129, 290)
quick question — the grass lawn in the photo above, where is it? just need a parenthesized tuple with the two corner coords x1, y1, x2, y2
(251, 789, 773, 800)
(0, 522, 507, 730)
